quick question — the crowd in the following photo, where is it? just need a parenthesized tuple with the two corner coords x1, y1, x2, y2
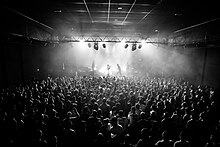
(0, 75, 219, 147)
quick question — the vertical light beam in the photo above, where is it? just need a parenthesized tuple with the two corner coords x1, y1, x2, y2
(107, 0, 111, 23)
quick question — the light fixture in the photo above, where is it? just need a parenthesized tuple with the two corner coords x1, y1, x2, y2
(124, 44, 128, 48)
(102, 43, 106, 48)
(132, 43, 137, 51)
(54, 9, 62, 13)
(138, 44, 142, 49)
(94, 42, 99, 50)
(88, 43, 91, 48)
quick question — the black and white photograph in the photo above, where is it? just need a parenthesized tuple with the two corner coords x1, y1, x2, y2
(0, 0, 220, 146)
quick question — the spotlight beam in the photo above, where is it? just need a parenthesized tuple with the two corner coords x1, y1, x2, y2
(107, 0, 111, 23)
(5, 6, 56, 32)
(122, 0, 137, 25)
(174, 17, 220, 33)
(83, 0, 94, 23)
(137, 0, 163, 24)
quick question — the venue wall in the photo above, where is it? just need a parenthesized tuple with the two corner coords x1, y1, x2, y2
(0, 41, 219, 89)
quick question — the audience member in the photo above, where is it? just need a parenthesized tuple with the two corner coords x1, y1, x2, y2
(0, 75, 219, 147)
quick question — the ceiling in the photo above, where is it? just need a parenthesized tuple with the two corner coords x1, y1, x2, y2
(1, 0, 220, 44)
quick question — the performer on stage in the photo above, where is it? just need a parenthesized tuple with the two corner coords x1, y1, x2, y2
(92, 60, 95, 76)
(107, 64, 111, 77)
(117, 64, 122, 77)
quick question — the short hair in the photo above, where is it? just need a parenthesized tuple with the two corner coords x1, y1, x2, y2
(124, 134, 131, 142)
(179, 131, 187, 140)
(92, 110, 97, 117)
(103, 118, 109, 124)
(162, 131, 169, 140)
(102, 98, 106, 103)
(135, 103, 140, 109)
(119, 110, 124, 116)
(141, 128, 149, 138)
(110, 116, 117, 125)
(140, 112, 145, 119)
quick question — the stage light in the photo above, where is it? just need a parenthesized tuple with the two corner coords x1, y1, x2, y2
(132, 43, 137, 51)
(102, 43, 106, 48)
(88, 43, 91, 48)
(124, 44, 128, 48)
(138, 44, 142, 49)
(94, 42, 99, 50)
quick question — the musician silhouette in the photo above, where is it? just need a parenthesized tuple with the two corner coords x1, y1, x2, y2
(117, 64, 122, 77)
(107, 64, 111, 77)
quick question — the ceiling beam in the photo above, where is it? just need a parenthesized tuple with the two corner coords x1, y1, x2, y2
(74, 10, 150, 14)
(71, 2, 153, 7)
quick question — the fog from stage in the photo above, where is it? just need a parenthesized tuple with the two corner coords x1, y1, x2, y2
(50, 41, 195, 78)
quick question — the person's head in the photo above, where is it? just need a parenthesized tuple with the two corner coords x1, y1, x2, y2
(179, 131, 187, 141)
(150, 110, 156, 118)
(67, 111, 72, 117)
(163, 112, 169, 118)
(191, 113, 197, 120)
(102, 98, 106, 103)
(91, 98, 96, 103)
(52, 109, 57, 117)
(131, 106, 136, 113)
(135, 103, 140, 109)
(110, 116, 118, 126)
(162, 131, 169, 141)
(112, 106, 116, 112)
(92, 110, 97, 117)
(36, 129, 43, 140)
(119, 93, 123, 99)
(103, 118, 109, 125)
(141, 128, 149, 139)
(118, 110, 124, 117)
(124, 134, 131, 143)
(140, 112, 146, 119)
(96, 133, 105, 142)
(97, 108, 102, 116)
(48, 136, 57, 146)
(199, 111, 206, 121)
(116, 103, 120, 109)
